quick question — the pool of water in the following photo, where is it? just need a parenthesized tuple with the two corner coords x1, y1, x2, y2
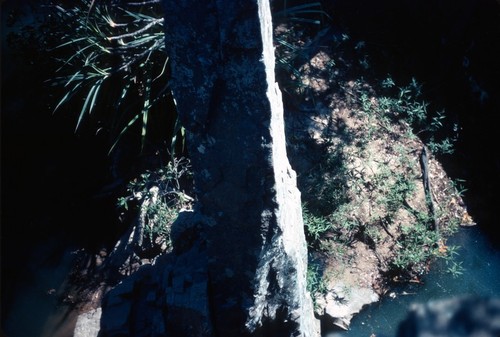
(323, 225, 500, 337)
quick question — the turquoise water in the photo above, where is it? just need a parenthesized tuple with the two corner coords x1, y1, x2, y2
(323, 225, 500, 337)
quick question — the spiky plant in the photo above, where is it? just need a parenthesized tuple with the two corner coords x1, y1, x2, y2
(49, 0, 183, 158)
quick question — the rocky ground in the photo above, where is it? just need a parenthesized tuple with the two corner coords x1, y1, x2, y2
(279, 24, 476, 330)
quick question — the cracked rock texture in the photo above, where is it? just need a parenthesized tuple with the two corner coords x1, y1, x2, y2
(95, 0, 320, 336)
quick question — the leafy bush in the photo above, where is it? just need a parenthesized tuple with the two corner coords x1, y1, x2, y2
(116, 157, 193, 252)
(390, 215, 440, 276)
(303, 204, 331, 246)
(300, 75, 463, 280)
(306, 261, 328, 307)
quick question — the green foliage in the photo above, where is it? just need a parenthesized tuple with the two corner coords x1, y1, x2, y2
(372, 167, 417, 216)
(301, 75, 462, 281)
(327, 204, 360, 245)
(369, 76, 457, 155)
(435, 244, 465, 278)
(117, 157, 193, 249)
(349, 76, 456, 152)
(448, 179, 468, 199)
(117, 156, 192, 210)
(142, 197, 178, 244)
(427, 136, 455, 155)
(307, 261, 328, 307)
(303, 204, 331, 245)
(50, 0, 179, 155)
(390, 217, 440, 276)
(446, 260, 465, 278)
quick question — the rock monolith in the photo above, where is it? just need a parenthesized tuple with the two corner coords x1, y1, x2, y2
(161, 0, 319, 336)
(95, 1, 319, 336)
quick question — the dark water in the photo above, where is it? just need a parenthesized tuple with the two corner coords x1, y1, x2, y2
(323, 225, 500, 337)
(1, 241, 79, 337)
(1, 2, 120, 336)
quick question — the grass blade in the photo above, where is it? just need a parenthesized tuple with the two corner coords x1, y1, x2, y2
(75, 82, 98, 131)
(53, 81, 85, 113)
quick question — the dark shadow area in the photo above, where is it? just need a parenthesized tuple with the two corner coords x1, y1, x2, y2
(1, 1, 181, 335)
(1, 1, 123, 334)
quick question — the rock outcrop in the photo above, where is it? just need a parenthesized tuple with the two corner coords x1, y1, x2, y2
(95, 0, 320, 336)
(160, 0, 319, 335)
(315, 283, 379, 331)
(74, 308, 102, 337)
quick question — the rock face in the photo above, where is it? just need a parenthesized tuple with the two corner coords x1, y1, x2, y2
(315, 283, 379, 331)
(160, 0, 319, 335)
(96, 0, 319, 336)
(396, 296, 500, 337)
(74, 308, 102, 337)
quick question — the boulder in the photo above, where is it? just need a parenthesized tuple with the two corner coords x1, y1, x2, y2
(74, 308, 102, 337)
(316, 283, 379, 330)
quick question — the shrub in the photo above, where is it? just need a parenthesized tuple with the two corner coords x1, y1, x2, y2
(116, 157, 193, 253)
